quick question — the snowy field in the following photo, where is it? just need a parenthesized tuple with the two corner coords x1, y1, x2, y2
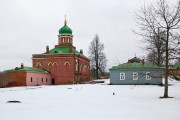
(0, 79, 180, 120)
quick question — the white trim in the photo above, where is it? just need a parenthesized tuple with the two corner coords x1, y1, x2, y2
(48, 62, 53, 66)
(33, 57, 74, 59)
(74, 57, 90, 62)
(146, 72, 151, 80)
(64, 61, 71, 66)
(133, 72, 138, 80)
(36, 62, 42, 67)
(120, 73, 125, 80)
(48, 62, 58, 66)
(75, 59, 78, 71)
(33, 54, 89, 59)
(53, 62, 58, 66)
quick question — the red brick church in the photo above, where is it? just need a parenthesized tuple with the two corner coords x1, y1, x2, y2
(0, 19, 90, 87)
(33, 19, 90, 84)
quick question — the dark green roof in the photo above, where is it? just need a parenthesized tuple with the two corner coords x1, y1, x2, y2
(129, 57, 141, 63)
(59, 24, 72, 35)
(169, 65, 180, 70)
(6, 67, 49, 74)
(110, 63, 163, 70)
(49, 47, 81, 54)
(44, 47, 87, 58)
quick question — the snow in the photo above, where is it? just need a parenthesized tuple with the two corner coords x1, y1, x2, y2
(0, 79, 180, 120)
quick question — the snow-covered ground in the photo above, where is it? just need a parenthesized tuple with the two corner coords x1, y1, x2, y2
(0, 79, 180, 120)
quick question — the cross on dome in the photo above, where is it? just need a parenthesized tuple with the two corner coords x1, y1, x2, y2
(64, 15, 67, 25)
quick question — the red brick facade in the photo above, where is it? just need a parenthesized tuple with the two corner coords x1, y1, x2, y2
(0, 20, 90, 87)
(0, 71, 51, 87)
(32, 52, 90, 84)
(32, 21, 90, 84)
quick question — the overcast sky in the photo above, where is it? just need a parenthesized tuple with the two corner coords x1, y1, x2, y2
(0, 0, 155, 71)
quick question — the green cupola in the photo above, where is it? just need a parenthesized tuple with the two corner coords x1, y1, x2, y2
(58, 19, 72, 35)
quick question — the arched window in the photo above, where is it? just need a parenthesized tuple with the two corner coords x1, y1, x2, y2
(83, 65, 87, 73)
(64, 61, 71, 66)
(75, 59, 78, 72)
(53, 62, 58, 66)
(48, 62, 53, 66)
(79, 64, 82, 73)
(36, 62, 42, 68)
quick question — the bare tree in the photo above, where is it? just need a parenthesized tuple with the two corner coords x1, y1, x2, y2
(88, 34, 107, 79)
(174, 59, 180, 65)
(135, 0, 180, 98)
(146, 29, 166, 66)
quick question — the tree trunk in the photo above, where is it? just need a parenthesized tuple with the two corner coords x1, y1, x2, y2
(96, 39, 99, 79)
(164, 29, 169, 98)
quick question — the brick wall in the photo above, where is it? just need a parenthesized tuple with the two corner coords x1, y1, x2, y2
(32, 53, 90, 84)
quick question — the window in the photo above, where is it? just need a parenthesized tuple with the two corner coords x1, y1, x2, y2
(133, 72, 138, 80)
(42, 78, 43, 82)
(36, 77, 39, 85)
(46, 78, 48, 83)
(79, 64, 82, 73)
(67, 38, 69, 43)
(120, 73, 125, 80)
(31, 77, 33, 82)
(146, 72, 151, 80)
(75, 59, 78, 72)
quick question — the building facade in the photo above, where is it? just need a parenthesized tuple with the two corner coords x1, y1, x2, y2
(32, 19, 90, 84)
(0, 64, 51, 87)
(109, 57, 163, 85)
(167, 65, 180, 80)
(0, 19, 90, 87)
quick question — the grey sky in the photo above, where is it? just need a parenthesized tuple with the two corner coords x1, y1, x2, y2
(0, 0, 153, 71)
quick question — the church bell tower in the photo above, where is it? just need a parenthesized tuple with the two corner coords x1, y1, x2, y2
(55, 18, 74, 49)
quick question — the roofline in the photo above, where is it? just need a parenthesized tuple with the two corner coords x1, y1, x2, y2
(6, 70, 50, 74)
(109, 68, 163, 70)
(32, 53, 89, 59)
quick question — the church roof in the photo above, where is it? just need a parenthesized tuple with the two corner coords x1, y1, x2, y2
(58, 19, 72, 35)
(129, 56, 141, 63)
(49, 47, 81, 54)
(6, 67, 49, 74)
(110, 63, 163, 70)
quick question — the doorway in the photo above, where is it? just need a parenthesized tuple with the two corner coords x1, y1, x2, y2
(51, 78, 55, 85)
(36, 77, 39, 86)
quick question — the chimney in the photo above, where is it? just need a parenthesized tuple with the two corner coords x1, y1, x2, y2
(69, 46, 72, 53)
(80, 49, 83, 54)
(128, 59, 131, 63)
(46, 45, 49, 53)
(142, 59, 145, 65)
(21, 63, 24, 69)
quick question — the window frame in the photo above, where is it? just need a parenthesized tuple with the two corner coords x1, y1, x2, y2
(133, 72, 138, 80)
(146, 72, 151, 80)
(120, 73, 125, 80)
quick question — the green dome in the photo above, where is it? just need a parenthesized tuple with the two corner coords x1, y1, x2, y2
(59, 20, 72, 34)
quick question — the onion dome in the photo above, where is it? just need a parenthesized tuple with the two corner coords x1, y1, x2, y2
(58, 19, 72, 35)
(129, 56, 141, 63)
